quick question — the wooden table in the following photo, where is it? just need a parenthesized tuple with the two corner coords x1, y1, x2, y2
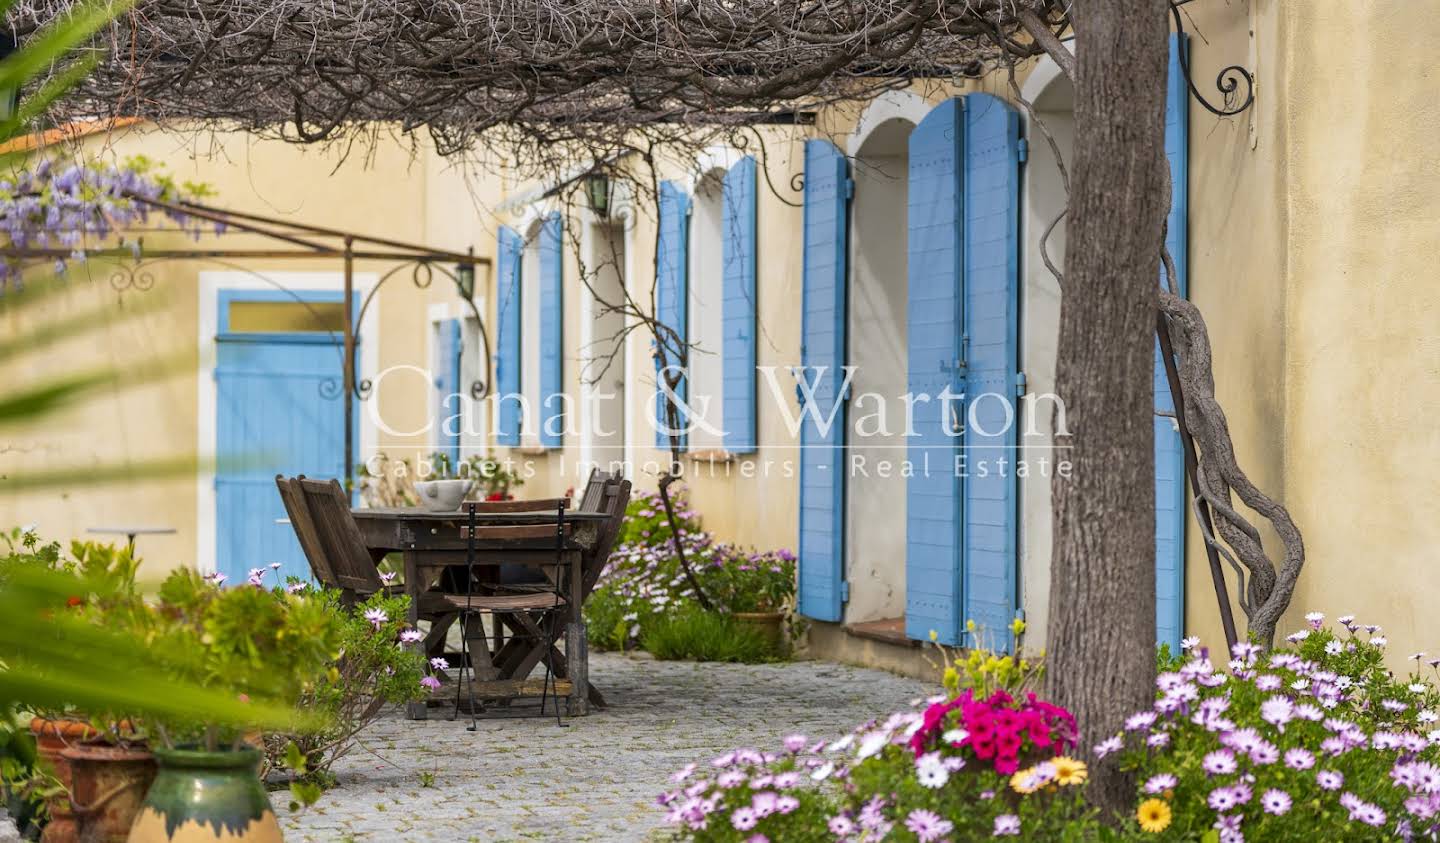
(352, 507, 608, 718)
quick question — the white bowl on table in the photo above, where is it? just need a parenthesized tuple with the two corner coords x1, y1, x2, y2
(414, 479, 475, 512)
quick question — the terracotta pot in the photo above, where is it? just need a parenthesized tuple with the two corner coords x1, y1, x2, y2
(126, 747, 281, 843)
(61, 743, 156, 843)
(30, 717, 100, 843)
(733, 611, 786, 652)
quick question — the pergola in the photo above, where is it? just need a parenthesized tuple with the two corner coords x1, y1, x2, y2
(1, 194, 492, 482)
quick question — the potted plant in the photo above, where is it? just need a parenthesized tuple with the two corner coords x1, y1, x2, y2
(1, 533, 160, 842)
(701, 547, 798, 651)
(123, 569, 342, 843)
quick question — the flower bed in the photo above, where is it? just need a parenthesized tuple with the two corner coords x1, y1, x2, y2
(658, 613, 1440, 840)
(584, 486, 796, 661)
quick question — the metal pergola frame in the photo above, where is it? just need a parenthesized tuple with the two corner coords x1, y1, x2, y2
(2, 195, 493, 483)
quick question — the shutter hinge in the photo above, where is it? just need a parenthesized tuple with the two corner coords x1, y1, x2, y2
(1017, 138, 1029, 164)
(840, 581, 851, 603)
(1015, 371, 1027, 397)
(844, 178, 855, 199)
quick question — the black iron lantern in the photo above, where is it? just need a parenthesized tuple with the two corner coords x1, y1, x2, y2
(456, 248, 476, 300)
(585, 174, 610, 218)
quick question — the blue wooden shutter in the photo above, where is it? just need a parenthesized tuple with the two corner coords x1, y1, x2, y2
(722, 156, 758, 454)
(1155, 32, 1190, 649)
(961, 94, 1022, 649)
(435, 318, 462, 464)
(906, 98, 965, 645)
(495, 226, 523, 446)
(539, 212, 564, 448)
(797, 140, 850, 622)
(655, 181, 690, 450)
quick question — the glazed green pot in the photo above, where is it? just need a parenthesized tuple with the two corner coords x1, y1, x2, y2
(126, 747, 281, 843)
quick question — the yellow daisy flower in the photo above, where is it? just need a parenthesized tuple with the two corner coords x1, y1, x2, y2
(1137, 799, 1172, 834)
(1051, 756, 1088, 786)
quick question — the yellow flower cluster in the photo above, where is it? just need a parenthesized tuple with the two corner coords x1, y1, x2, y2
(1008, 756, 1087, 795)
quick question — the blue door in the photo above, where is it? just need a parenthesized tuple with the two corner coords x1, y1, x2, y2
(215, 290, 354, 585)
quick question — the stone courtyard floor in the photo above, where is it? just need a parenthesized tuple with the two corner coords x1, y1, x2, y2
(275, 652, 933, 842)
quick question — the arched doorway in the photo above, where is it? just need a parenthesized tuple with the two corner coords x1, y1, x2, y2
(1018, 59, 1074, 651)
(845, 116, 914, 625)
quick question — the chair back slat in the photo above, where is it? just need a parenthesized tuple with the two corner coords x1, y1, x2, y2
(276, 475, 338, 587)
(577, 468, 620, 513)
(296, 477, 383, 593)
(583, 478, 631, 593)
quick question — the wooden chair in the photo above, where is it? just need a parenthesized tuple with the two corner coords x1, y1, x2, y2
(276, 475, 379, 600)
(489, 470, 631, 709)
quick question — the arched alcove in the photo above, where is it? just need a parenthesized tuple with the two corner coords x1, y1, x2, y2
(1018, 57, 1074, 650)
(845, 114, 913, 623)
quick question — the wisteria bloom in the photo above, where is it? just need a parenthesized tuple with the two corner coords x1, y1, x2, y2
(1261, 788, 1292, 815)
(904, 809, 953, 843)
(993, 814, 1020, 837)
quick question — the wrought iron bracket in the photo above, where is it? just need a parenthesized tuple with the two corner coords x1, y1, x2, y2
(1170, 1, 1255, 117)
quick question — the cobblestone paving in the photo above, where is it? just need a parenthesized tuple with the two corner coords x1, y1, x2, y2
(275, 653, 933, 842)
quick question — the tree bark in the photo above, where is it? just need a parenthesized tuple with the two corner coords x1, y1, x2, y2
(1044, 0, 1170, 813)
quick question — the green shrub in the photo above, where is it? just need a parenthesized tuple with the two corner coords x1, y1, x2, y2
(640, 608, 779, 663)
